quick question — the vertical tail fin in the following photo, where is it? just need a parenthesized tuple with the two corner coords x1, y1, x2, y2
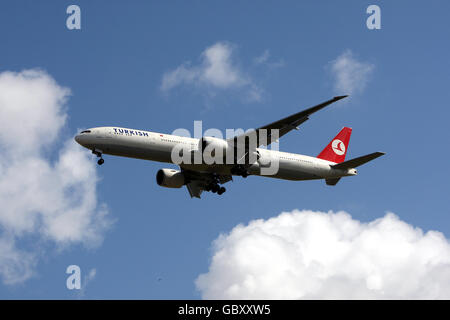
(317, 127, 352, 163)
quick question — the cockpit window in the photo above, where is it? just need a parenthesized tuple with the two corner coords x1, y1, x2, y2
(80, 130, 91, 134)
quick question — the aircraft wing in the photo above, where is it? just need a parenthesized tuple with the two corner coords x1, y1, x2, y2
(227, 95, 348, 149)
(181, 168, 233, 198)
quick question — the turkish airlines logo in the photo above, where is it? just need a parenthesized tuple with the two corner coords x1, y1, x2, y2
(331, 139, 346, 155)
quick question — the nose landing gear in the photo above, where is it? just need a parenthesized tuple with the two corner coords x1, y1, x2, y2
(92, 149, 104, 165)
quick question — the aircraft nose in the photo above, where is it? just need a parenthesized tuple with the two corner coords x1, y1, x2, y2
(74, 134, 85, 146)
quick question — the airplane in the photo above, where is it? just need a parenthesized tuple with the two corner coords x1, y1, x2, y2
(74, 95, 385, 198)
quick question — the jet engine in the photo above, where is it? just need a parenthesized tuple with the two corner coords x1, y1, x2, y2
(156, 169, 185, 188)
(256, 150, 272, 167)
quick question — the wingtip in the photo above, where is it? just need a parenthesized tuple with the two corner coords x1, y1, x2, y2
(373, 151, 386, 158)
(334, 95, 349, 100)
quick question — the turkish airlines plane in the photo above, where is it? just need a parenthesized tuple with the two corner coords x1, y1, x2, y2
(75, 96, 384, 198)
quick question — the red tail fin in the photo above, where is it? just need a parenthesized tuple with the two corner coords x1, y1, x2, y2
(317, 127, 352, 163)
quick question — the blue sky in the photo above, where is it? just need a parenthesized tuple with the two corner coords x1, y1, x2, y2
(0, 1, 449, 299)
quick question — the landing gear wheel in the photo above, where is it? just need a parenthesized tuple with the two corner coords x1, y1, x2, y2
(231, 165, 249, 178)
(93, 149, 104, 165)
(211, 184, 220, 193)
(217, 187, 226, 195)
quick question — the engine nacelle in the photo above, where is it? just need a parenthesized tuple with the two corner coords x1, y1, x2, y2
(256, 150, 272, 167)
(199, 136, 230, 159)
(156, 169, 185, 188)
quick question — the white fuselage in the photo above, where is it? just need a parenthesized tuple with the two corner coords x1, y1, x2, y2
(74, 127, 356, 181)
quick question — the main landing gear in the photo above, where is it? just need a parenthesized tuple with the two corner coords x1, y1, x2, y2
(230, 165, 249, 178)
(208, 184, 226, 195)
(205, 175, 226, 196)
(214, 185, 226, 195)
(92, 149, 104, 165)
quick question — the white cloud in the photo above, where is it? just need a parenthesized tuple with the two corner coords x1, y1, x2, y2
(196, 210, 450, 299)
(200, 42, 245, 88)
(0, 69, 112, 284)
(161, 42, 262, 102)
(254, 50, 271, 65)
(78, 267, 97, 297)
(0, 69, 68, 155)
(329, 50, 374, 96)
(0, 236, 36, 285)
(254, 50, 285, 68)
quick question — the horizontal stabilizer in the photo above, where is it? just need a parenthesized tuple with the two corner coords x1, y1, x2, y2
(331, 152, 385, 170)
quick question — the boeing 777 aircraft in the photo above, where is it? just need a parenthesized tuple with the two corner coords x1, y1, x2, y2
(75, 96, 385, 198)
